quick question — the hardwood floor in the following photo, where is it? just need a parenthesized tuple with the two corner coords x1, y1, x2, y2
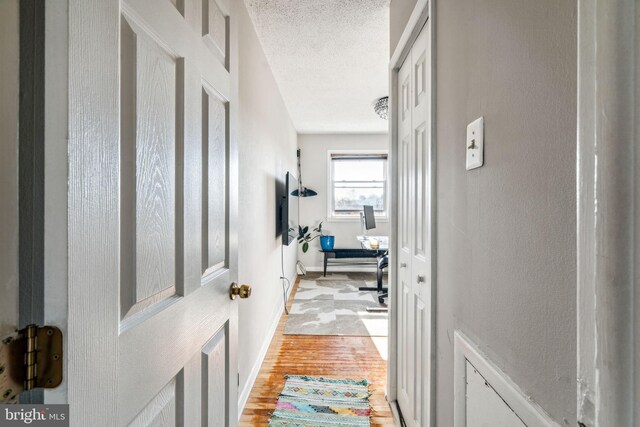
(239, 276, 395, 426)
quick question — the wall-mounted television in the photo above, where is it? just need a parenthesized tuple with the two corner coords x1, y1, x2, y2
(281, 172, 298, 245)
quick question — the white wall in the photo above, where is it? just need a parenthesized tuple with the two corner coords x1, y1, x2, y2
(297, 133, 390, 270)
(390, 0, 418, 56)
(237, 0, 298, 405)
(390, 0, 577, 423)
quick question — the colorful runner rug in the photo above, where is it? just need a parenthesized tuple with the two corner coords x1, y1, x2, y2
(268, 375, 371, 426)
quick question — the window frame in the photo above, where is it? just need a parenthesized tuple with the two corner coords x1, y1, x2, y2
(326, 150, 390, 222)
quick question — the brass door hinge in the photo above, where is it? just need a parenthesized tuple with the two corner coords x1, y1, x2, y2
(0, 325, 63, 403)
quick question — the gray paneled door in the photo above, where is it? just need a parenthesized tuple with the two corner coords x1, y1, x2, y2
(67, 0, 241, 425)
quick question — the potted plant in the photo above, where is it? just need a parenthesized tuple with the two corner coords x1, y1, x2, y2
(319, 233, 335, 251)
(297, 221, 335, 252)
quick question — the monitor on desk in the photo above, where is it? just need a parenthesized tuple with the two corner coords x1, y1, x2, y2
(363, 205, 376, 230)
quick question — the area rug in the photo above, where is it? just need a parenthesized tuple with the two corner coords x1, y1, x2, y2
(284, 272, 388, 337)
(268, 375, 371, 427)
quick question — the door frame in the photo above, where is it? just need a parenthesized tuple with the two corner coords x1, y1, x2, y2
(387, 0, 435, 424)
(8, 0, 70, 404)
(576, 0, 638, 425)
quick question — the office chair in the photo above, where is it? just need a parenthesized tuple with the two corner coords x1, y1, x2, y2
(376, 253, 388, 304)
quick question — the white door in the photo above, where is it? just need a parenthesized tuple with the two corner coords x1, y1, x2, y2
(396, 39, 415, 422)
(395, 19, 432, 427)
(67, 0, 241, 425)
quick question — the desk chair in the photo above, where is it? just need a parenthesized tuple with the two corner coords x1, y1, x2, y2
(358, 251, 388, 304)
(376, 254, 388, 303)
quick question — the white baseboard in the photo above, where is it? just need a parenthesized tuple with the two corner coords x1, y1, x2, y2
(237, 282, 292, 418)
(388, 399, 403, 426)
(453, 330, 561, 427)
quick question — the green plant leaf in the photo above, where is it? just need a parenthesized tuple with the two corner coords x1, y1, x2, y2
(302, 242, 309, 253)
(302, 226, 309, 234)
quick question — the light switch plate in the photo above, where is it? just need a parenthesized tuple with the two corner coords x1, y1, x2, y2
(466, 117, 484, 170)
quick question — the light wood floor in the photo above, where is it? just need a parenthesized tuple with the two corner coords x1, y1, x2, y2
(239, 276, 395, 426)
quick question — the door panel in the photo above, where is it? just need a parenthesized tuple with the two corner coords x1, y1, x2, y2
(396, 18, 432, 427)
(133, 27, 178, 302)
(413, 298, 425, 426)
(399, 280, 412, 404)
(413, 51, 427, 107)
(203, 0, 228, 65)
(128, 378, 178, 427)
(414, 125, 427, 259)
(399, 72, 412, 257)
(202, 87, 228, 275)
(400, 135, 412, 252)
(120, 14, 182, 321)
(67, 0, 238, 425)
(202, 326, 229, 427)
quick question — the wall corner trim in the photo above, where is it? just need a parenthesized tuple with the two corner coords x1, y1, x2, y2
(453, 330, 562, 427)
(576, 0, 638, 424)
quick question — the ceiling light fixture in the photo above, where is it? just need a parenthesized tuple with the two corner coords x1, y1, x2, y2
(374, 96, 389, 120)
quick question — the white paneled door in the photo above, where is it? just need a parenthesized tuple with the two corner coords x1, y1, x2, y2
(395, 19, 433, 427)
(67, 0, 240, 425)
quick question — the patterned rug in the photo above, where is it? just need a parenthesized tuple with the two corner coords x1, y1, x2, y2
(268, 375, 371, 426)
(284, 272, 388, 337)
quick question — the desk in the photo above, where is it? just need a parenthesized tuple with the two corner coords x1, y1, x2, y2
(320, 248, 386, 276)
(356, 236, 389, 250)
(320, 236, 389, 277)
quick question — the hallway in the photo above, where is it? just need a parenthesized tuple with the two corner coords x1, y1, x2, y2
(1, 0, 637, 424)
(239, 278, 394, 426)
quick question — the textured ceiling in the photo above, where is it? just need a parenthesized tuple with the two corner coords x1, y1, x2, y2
(244, 0, 390, 133)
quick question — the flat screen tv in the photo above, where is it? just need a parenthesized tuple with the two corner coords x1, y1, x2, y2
(281, 172, 298, 245)
(363, 205, 376, 230)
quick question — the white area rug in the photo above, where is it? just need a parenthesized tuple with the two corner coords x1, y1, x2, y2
(284, 272, 388, 337)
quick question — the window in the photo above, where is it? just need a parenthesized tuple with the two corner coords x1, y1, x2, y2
(328, 152, 388, 219)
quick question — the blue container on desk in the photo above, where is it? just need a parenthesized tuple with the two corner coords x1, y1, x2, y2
(320, 235, 335, 251)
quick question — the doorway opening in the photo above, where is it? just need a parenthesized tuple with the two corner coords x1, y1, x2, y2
(239, 273, 393, 425)
(241, 143, 394, 424)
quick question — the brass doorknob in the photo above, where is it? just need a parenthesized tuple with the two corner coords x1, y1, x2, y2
(229, 283, 252, 300)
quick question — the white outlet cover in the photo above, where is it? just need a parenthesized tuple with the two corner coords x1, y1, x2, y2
(466, 117, 484, 170)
